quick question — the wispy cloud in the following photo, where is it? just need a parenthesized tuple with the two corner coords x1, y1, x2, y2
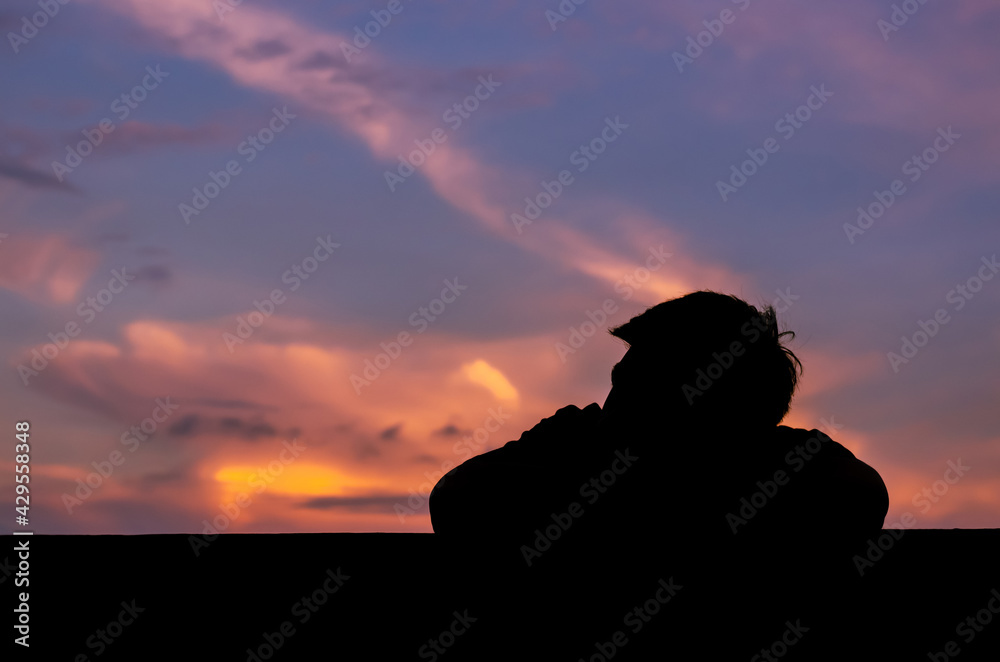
(0, 157, 79, 192)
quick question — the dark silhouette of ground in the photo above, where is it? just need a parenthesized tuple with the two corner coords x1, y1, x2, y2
(430, 291, 892, 658)
(11, 530, 1000, 660)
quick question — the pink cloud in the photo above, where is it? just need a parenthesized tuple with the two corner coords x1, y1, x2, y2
(25, 306, 1000, 532)
(85, 0, 750, 304)
(16, 309, 629, 532)
(0, 232, 102, 303)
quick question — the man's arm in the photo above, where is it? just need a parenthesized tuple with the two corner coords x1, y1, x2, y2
(837, 453, 890, 532)
(796, 430, 890, 537)
(429, 450, 552, 538)
(429, 403, 601, 538)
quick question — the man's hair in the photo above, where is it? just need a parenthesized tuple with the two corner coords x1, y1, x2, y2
(608, 291, 803, 427)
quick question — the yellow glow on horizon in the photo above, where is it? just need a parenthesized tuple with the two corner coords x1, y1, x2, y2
(213, 463, 371, 497)
(461, 359, 519, 401)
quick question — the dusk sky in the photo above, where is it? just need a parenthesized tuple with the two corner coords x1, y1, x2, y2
(2, 0, 998, 535)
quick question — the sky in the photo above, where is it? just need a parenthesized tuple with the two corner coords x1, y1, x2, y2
(1, 0, 998, 535)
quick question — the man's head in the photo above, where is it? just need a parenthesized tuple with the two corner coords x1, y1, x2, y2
(601, 291, 802, 431)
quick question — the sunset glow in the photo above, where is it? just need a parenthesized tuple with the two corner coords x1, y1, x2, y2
(2, 0, 997, 535)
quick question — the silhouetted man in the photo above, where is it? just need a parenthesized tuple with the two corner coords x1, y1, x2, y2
(429, 291, 889, 659)
(431, 290, 887, 538)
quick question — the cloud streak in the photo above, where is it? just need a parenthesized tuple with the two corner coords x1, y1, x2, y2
(86, 0, 745, 305)
(0, 157, 79, 192)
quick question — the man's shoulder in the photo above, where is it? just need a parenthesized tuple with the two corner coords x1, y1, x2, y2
(497, 402, 602, 460)
(508, 402, 602, 442)
(772, 425, 889, 526)
(772, 425, 857, 461)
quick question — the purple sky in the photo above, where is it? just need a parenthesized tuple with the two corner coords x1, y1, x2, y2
(2, 0, 998, 534)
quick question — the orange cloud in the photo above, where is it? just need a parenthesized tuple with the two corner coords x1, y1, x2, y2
(24, 314, 611, 531)
(460, 359, 519, 402)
